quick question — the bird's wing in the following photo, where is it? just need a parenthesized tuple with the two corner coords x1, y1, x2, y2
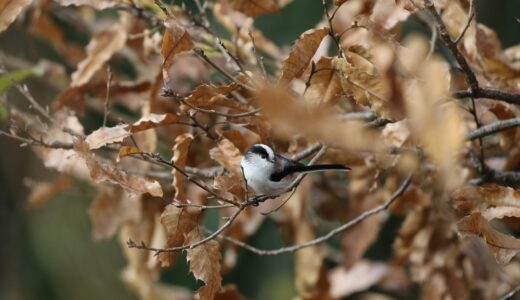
(269, 155, 305, 182)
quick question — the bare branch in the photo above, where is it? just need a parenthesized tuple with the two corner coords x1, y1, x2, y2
(424, 0, 479, 91)
(499, 284, 520, 300)
(216, 174, 413, 255)
(467, 117, 520, 140)
(454, 88, 520, 105)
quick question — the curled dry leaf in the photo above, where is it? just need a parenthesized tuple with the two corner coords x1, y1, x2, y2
(185, 229, 222, 300)
(213, 2, 282, 60)
(171, 133, 193, 202)
(256, 87, 379, 151)
(279, 27, 329, 85)
(285, 179, 326, 297)
(402, 36, 466, 190)
(0, 0, 32, 32)
(71, 23, 127, 87)
(76, 141, 163, 197)
(129, 113, 179, 132)
(328, 260, 390, 298)
(86, 113, 180, 150)
(86, 124, 131, 150)
(158, 205, 197, 267)
(458, 213, 520, 265)
(305, 57, 343, 105)
(161, 20, 194, 83)
(332, 54, 393, 120)
(227, 0, 280, 18)
(182, 82, 240, 112)
(210, 138, 243, 178)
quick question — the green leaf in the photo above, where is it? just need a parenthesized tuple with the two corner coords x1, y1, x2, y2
(0, 66, 45, 94)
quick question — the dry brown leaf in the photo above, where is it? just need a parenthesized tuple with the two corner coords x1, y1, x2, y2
(76, 141, 163, 197)
(458, 213, 520, 264)
(228, 0, 280, 18)
(369, 0, 410, 30)
(158, 205, 197, 267)
(213, 2, 282, 60)
(71, 23, 127, 87)
(279, 27, 329, 84)
(401, 36, 466, 190)
(161, 20, 194, 83)
(85, 124, 131, 150)
(285, 179, 326, 297)
(305, 56, 343, 105)
(171, 133, 193, 202)
(210, 138, 243, 178)
(328, 260, 390, 298)
(129, 113, 179, 132)
(88, 186, 140, 240)
(27, 175, 72, 207)
(182, 82, 240, 112)
(185, 229, 222, 299)
(54, 0, 121, 9)
(256, 87, 379, 151)
(0, 0, 32, 32)
(332, 55, 393, 119)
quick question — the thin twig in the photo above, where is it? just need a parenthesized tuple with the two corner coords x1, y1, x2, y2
(127, 202, 248, 253)
(453, 0, 475, 44)
(248, 30, 268, 79)
(0, 65, 53, 122)
(424, 0, 479, 91)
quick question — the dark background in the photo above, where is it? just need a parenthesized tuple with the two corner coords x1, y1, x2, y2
(1, 1, 519, 299)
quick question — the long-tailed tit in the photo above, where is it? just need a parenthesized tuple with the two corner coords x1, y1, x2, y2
(240, 144, 350, 196)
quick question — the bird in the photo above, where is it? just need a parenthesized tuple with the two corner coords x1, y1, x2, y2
(240, 144, 350, 196)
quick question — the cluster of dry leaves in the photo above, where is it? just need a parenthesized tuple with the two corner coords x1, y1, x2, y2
(3, 0, 520, 299)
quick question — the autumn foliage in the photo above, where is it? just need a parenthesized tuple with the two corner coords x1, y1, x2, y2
(3, 0, 520, 299)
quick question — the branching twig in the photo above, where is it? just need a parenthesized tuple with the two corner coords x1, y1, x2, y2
(0, 65, 53, 122)
(127, 202, 248, 253)
(193, 48, 255, 92)
(215, 174, 413, 255)
(0, 130, 73, 149)
(453, 0, 475, 44)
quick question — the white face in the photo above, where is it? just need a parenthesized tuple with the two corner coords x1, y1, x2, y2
(241, 144, 276, 182)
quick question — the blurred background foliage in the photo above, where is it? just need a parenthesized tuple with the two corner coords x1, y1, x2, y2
(0, 0, 519, 299)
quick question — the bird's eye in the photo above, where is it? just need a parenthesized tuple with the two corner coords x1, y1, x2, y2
(260, 154, 267, 159)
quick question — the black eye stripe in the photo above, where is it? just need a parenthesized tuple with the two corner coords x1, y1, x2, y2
(248, 145, 270, 159)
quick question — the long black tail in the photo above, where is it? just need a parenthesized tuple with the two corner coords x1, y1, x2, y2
(271, 163, 350, 181)
(293, 164, 351, 173)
